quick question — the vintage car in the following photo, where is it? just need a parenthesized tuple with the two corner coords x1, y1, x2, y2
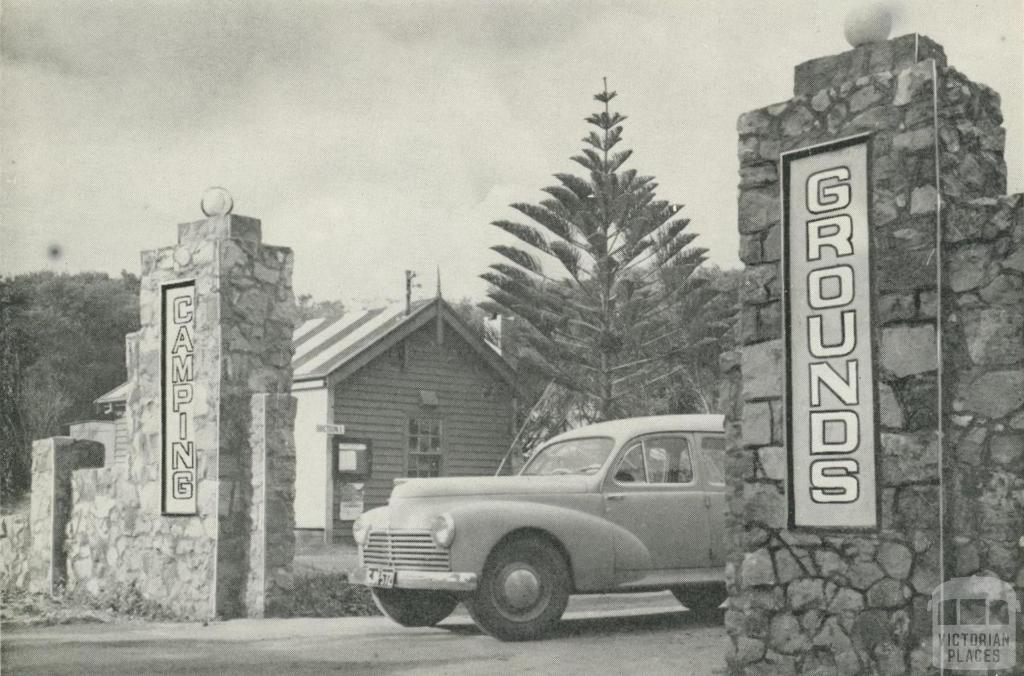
(350, 414, 727, 640)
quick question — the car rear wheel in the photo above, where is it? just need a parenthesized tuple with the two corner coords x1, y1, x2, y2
(671, 583, 727, 615)
(465, 537, 570, 641)
(371, 588, 459, 627)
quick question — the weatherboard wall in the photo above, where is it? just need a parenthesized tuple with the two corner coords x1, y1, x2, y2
(293, 387, 330, 530)
(330, 321, 515, 527)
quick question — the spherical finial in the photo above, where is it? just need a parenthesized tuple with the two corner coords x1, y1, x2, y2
(201, 187, 234, 217)
(844, 3, 893, 47)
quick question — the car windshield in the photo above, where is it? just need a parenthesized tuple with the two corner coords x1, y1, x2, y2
(520, 437, 615, 476)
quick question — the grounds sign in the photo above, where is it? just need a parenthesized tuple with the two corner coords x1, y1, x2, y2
(781, 136, 879, 529)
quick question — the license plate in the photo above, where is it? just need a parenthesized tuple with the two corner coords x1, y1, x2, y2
(366, 567, 396, 589)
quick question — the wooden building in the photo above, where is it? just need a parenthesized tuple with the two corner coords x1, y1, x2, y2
(292, 298, 520, 542)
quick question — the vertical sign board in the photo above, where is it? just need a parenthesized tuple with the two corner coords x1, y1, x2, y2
(162, 280, 198, 515)
(781, 135, 879, 529)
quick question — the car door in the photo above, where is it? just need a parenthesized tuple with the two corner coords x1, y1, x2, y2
(694, 433, 727, 567)
(603, 434, 711, 571)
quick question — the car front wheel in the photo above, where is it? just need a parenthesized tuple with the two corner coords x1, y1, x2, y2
(371, 588, 459, 627)
(465, 537, 570, 641)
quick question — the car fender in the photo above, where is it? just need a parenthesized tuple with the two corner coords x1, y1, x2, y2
(445, 500, 653, 592)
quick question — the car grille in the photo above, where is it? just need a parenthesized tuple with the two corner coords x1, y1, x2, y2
(361, 529, 451, 571)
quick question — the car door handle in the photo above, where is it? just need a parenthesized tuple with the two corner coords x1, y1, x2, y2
(606, 494, 626, 501)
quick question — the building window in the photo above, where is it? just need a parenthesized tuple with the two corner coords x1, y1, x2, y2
(408, 418, 443, 477)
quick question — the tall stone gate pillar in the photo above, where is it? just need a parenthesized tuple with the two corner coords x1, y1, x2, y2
(60, 191, 297, 619)
(725, 30, 1022, 675)
(129, 197, 295, 618)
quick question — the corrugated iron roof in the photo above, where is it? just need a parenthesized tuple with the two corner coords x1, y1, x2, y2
(292, 299, 433, 380)
(95, 380, 132, 405)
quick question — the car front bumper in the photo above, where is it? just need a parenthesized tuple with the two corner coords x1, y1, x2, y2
(350, 567, 478, 592)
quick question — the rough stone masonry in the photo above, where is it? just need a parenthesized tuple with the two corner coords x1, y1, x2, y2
(44, 211, 298, 619)
(724, 34, 1023, 675)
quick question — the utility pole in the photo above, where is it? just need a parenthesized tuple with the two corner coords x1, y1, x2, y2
(405, 270, 417, 316)
(435, 266, 443, 346)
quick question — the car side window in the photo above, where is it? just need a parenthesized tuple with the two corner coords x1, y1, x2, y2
(645, 446, 668, 483)
(701, 435, 726, 486)
(613, 444, 646, 483)
(642, 436, 693, 484)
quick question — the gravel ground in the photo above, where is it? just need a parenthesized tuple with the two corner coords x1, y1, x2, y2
(2, 593, 729, 675)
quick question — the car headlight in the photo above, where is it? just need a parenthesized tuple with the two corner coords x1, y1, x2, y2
(430, 513, 456, 548)
(352, 514, 370, 546)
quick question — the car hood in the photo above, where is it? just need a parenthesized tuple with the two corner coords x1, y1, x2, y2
(391, 475, 593, 499)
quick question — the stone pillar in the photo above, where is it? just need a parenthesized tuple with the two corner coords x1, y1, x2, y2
(726, 33, 1021, 674)
(246, 392, 297, 617)
(126, 211, 295, 618)
(45, 204, 300, 619)
(942, 192, 1024, 671)
(28, 437, 103, 594)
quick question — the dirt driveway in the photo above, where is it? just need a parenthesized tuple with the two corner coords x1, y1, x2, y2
(2, 592, 729, 675)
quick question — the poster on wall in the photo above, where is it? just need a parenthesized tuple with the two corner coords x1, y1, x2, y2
(162, 280, 198, 515)
(781, 135, 879, 530)
(338, 483, 365, 521)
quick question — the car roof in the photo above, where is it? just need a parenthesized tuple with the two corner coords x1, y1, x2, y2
(543, 414, 725, 447)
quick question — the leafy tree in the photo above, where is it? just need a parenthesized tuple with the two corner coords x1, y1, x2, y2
(296, 294, 346, 323)
(450, 297, 488, 340)
(624, 265, 741, 415)
(0, 282, 34, 505)
(482, 83, 733, 422)
(0, 271, 140, 502)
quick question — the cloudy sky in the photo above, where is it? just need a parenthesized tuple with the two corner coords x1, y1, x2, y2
(2, 0, 1021, 307)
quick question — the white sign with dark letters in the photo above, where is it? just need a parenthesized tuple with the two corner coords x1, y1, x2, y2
(781, 136, 879, 530)
(162, 280, 197, 515)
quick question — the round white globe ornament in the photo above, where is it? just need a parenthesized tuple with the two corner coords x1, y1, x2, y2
(843, 3, 893, 47)
(201, 187, 234, 217)
(173, 247, 192, 267)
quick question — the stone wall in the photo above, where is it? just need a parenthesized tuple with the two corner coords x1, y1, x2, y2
(943, 197, 1023, 599)
(68, 421, 118, 468)
(66, 463, 216, 607)
(57, 212, 296, 619)
(245, 393, 297, 617)
(726, 34, 1022, 675)
(28, 438, 104, 594)
(1, 513, 31, 589)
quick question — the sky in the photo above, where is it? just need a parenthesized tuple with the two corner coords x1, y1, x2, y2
(2, 0, 1021, 308)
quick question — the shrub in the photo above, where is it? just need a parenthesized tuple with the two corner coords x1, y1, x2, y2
(0, 580, 179, 626)
(272, 573, 380, 618)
